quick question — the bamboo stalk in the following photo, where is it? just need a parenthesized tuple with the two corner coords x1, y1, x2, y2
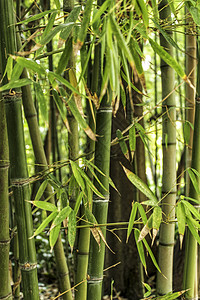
(16, 38, 73, 300)
(0, 0, 39, 298)
(0, 99, 12, 300)
(156, 0, 176, 295)
(87, 94, 112, 300)
(183, 35, 199, 300)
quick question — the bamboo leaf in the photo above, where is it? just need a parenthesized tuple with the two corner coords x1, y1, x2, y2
(182, 200, 200, 220)
(30, 200, 57, 212)
(11, 56, 46, 75)
(0, 78, 32, 92)
(59, 6, 81, 44)
(137, 203, 147, 224)
(74, 191, 84, 215)
(176, 202, 186, 249)
(68, 210, 76, 252)
(188, 168, 200, 195)
(52, 89, 70, 131)
(142, 237, 161, 273)
(43, 12, 57, 38)
(136, 0, 149, 28)
(116, 129, 129, 160)
(75, 0, 93, 50)
(97, 228, 115, 254)
(10, 63, 24, 81)
(70, 160, 85, 191)
(50, 223, 61, 249)
(109, 15, 135, 69)
(149, 38, 192, 86)
(122, 165, 157, 205)
(127, 202, 138, 242)
(129, 125, 136, 160)
(52, 206, 72, 227)
(91, 0, 110, 25)
(34, 180, 48, 201)
(187, 217, 200, 245)
(134, 229, 147, 272)
(34, 83, 48, 122)
(16, 9, 58, 24)
(56, 37, 72, 75)
(152, 18, 183, 52)
(74, 164, 105, 199)
(32, 211, 58, 237)
(138, 214, 153, 242)
(152, 206, 162, 245)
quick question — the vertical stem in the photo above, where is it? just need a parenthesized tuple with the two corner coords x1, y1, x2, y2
(156, 0, 176, 295)
(183, 36, 199, 300)
(87, 95, 112, 300)
(0, 99, 12, 300)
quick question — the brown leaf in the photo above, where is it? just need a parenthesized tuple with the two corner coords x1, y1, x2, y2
(98, 228, 115, 254)
(90, 227, 101, 249)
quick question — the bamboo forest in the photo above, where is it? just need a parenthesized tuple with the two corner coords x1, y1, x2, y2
(1, 0, 200, 299)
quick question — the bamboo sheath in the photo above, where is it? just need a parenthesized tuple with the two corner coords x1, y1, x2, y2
(0, 100, 12, 300)
(156, 0, 176, 295)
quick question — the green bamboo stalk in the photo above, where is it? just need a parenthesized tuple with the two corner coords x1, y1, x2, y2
(0, 99, 12, 300)
(87, 93, 112, 300)
(0, 0, 39, 298)
(156, 0, 176, 295)
(185, 9, 196, 197)
(183, 36, 199, 300)
(16, 38, 73, 300)
(19, 69, 73, 300)
(75, 39, 100, 300)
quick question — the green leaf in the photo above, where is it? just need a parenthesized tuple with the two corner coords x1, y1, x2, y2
(74, 192, 84, 215)
(56, 37, 72, 75)
(70, 161, 85, 191)
(91, 0, 110, 25)
(59, 6, 81, 42)
(52, 89, 70, 130)
(31, 200, 57, 212)
(0, 78, 32, 92)
(52, 206, 72, 227)
(122, 165, 157, 205)
(134, 229, 146, 271)
(188, 168, 200, 195)
(85, 207, 97, 224)
(116, 129, 129, 160)
(16, 9, 58, 24)
(182, 200, 200, 220)
(50, 223, 61, 249)
(127, 202, 138, 242)
(129, 125, 136, 154)
(184, 121, 192, 145)
(11, 56, 46, 75)
(33, 211, 58, 237)
(10, 63, 24, 81)
(136, 0, 149, 28)
(137, 203, 147, 224)
(76, 167, 105, 199)
(142, 237, 161, 273)
(187, 217, 200, 245)
(149, 38, 187, 81)
(43, 12, 57, 38)
(189, 6, 200, 26)
(109, 15, 135, 70)
(176, 202, 186, 236)
(34, 83, 48, 122)
(152, 18, 183, 52)
(68, 210, 76, 251)
(34, 180, 48, 201)
(77, 0, 93, 47)
(152, 206, 162, 230)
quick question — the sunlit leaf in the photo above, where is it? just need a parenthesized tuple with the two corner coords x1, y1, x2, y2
(127, 202, 138, 242)
(52, 206, 72, 227)
(50, 223, 61, 249)
(0, 78, 32, 92)
(32, 211, 58, 237)
(68, 210, 76, 251)
(34, 180, 48, 201)
(30, 200, 57, 212)
(122, 165, 157, 205)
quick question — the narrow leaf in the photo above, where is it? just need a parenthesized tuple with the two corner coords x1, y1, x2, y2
(0, 78, 32, 92)
(50, 223, 61, 249)
(68, 210, 76, 251)
(33, 211, 58, 237)
(134, 229, 147, 272)
(34, 180, 48, 201)
(122, 165, 157, 205)
(52, 206, 72, 227)
(31, 200, 57, 212)
(127, 202, 138, 242)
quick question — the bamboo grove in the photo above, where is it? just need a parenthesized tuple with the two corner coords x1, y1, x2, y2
(1, 0, 200, 299)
